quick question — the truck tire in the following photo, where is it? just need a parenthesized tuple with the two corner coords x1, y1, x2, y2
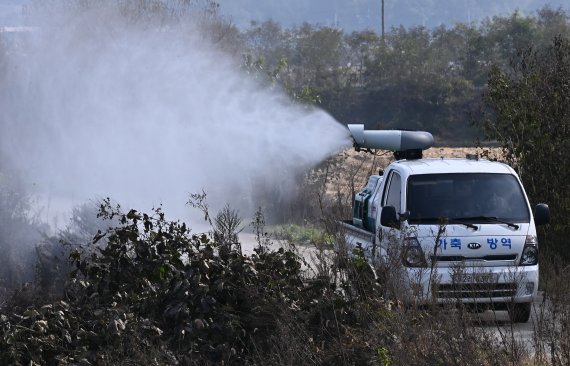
(508, 302, 531, 323)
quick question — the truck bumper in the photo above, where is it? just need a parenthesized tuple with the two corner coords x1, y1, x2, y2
(405, 264, 538, 305)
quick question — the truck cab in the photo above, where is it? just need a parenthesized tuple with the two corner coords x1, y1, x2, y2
(345, 156, 550, 322)
(342, 125, 549, 322)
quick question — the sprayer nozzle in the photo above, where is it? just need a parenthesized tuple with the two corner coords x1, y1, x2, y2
(347, 124, 434, 152)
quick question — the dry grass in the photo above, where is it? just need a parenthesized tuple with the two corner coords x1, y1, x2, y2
(343, 146, 504, 176)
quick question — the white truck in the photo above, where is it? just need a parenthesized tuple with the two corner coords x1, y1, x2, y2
(342, 125, 550, 322)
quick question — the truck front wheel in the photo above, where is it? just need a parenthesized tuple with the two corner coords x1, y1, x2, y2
(508, 302, 531, 323)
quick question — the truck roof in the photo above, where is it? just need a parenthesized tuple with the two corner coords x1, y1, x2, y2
(391, 158, 516, 176)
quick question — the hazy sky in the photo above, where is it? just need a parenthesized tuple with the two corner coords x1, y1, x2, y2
(215, 0, 569, 30)
(1, 1, 568, 30)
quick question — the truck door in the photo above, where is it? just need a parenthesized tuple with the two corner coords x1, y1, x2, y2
(377, 170, 403, 257)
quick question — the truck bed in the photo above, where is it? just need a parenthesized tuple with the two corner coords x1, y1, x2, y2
(340, 220, 375, 247)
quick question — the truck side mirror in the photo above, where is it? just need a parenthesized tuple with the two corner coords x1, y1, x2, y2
(534, 203, 550, 226)
(381, 206, 399, 228)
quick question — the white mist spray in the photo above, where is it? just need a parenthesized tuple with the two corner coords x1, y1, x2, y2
(0, 3, 351, 224)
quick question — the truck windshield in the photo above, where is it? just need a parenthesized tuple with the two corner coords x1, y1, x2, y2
(406, 173, 530, 224)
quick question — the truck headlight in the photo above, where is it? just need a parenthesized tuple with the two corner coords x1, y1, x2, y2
(402, 238, 427, 268)
(520, 236, 538, 266)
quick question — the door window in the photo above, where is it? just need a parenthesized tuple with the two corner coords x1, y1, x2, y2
(383, 171, 402, 213)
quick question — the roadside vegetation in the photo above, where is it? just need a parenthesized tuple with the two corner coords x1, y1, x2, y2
(1, 0, 570, 364)
(2, 194, 570, 365)
(0, 200, 521, 365)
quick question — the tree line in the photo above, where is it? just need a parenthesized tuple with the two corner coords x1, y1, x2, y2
(222, 6, 570, 143)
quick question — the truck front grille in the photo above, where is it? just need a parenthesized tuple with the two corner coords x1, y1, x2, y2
(431, 255, 517, 262)
(436, 283, 517, 299)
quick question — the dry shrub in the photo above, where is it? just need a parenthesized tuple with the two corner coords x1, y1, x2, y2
(531, 256, 570, 365)
(0, 171, 558, 365)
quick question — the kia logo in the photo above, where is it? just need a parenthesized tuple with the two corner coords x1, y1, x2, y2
(467, 242, 481, 250)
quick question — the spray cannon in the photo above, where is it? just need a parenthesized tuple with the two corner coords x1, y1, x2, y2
(347, 124, 434, 159)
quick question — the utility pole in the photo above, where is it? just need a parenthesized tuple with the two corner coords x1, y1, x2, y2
(381, 0, 385, 44)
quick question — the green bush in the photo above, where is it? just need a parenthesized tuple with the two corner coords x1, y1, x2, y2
(482, 36, 570, 258)
(275, 224, 334, 247)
